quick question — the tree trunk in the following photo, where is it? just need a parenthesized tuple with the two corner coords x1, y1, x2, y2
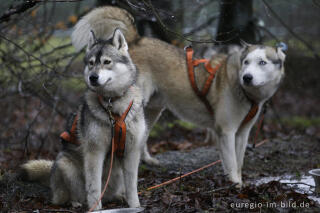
(216, 0, 256, 45)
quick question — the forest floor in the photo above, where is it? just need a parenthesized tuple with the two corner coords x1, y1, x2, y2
(1, 111, 320, 212)
(1, 53, 320, 212)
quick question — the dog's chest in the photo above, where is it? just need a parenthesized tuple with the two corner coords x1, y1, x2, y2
(85, 120, 113, 146)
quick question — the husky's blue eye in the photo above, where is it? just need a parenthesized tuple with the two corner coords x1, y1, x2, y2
(259, 60, 267, 65)
(244, 60, 249, 65)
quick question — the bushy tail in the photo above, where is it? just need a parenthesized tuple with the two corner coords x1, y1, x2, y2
(72, 6, 139, 51)
(20, 160, 53, 186)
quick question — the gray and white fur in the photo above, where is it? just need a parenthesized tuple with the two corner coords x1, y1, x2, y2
(21, 29, 146, 210)
(71, 7, 286, 187)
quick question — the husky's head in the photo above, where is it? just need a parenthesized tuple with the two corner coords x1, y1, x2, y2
(83, 29, 136, 96)
(239, 43, 286, 101)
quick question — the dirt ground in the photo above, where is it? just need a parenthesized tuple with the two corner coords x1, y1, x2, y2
(1, 121, 320, 212)
(1, 54, 320, 212)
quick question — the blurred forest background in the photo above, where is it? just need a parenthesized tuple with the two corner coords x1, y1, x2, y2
(0, 0, 319, 168)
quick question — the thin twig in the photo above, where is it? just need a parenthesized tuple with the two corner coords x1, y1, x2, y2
(257, 26, 280, 42)
(0, 33, 54, 70)
(282, 182, 315, 188)
(262, 0, 319, 59)
(23, 103, 44, 158)
(34, 0, 83, 2)
(141, 0, 237, 44)
(184, 15, 218, 37)
(40, 43, 72, 58)
(313, 0, 320, 8)
(0, 1, 37, 23)
(41, 209, 77, 213)
(205, 183, 238, 194)
(36, 87, 60, 158)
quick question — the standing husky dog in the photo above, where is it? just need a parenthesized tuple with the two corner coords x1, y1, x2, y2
(21, 29, 145, 210)
(71, 7, 285, 187)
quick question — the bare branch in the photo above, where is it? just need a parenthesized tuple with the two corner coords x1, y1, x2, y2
(313, 0, 320, 8)
(0, 1, 37, 23)
(141, 0, 237, 44)
(183, 15, 218, 37)
(262, 0, 319, 59)
(0, 33, 54, 70)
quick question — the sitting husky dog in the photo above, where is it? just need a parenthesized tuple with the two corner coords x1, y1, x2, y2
(21, 29, 145, 210)
(71, 7, 286, 187)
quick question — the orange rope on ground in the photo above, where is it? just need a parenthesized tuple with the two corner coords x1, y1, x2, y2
(85, 111, 269, 208)
(255, 139, 269, 148)
(139, 138, 270, 194)
(138, 159, 222, 195)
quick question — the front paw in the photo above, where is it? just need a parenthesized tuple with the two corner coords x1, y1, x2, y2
(228, 175, 243, 188)
(142, 156, 159, 166)
(87, 198, 102, 211)
(234, 181, 243, 189)
(71, 201, 83, 208)
(128, 199, 140, 208)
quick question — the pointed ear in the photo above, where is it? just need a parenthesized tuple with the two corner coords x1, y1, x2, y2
(112, 28, 128, 52)
(276, 42, 287, 61)
(87, 30, 97, 51)
(277, 47, 286, 61)
(240, 39, 252, 48)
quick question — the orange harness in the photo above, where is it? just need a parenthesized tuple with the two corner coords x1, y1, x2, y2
(60, 96, 133, 158)
(185, 46, 259, 126)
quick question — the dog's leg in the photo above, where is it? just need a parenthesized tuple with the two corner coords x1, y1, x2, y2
(216, 130, 241, 185)
(122, 147, 141, 207)
(51, 156, 86, 206)
(235, 127, 250, 186)
(141, 94, 165, 165)
(51, 161, 70, 205)
(204, 128, 216, 145)
(84, 149, 106, 210)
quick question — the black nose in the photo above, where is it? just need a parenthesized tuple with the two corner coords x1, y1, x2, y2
(243, 74, 253, 84)
(89, 73, 99, 85)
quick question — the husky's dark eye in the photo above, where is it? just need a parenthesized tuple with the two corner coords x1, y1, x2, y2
(259, 60, 267, 65)
(103, 59, 111, 65)
(89, 60, 94, 66)
(244, 60, 249, 65)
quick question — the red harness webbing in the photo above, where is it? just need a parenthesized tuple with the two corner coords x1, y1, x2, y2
(60, 96, 133, 158)
(60, 114, 80, 146)
(105, 98, 133, 158)
(186, 46, 221, 115)
(185, 46, 259, 126)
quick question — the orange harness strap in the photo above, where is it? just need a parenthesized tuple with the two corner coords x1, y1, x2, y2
(186, 46, 221, 115)
(60, 97, 133, 158)
(60, 114, 81, 146)
(185, 46, 259, 126)
(241, 102, 259, 126)
(111, 100, 133, 158)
